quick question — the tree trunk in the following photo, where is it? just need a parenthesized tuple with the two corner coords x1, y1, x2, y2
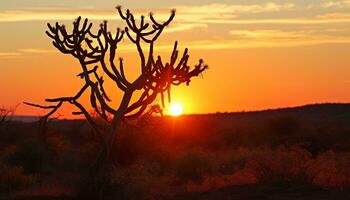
(86, 117, 122, 200)
(90, 91, 132, 176)
(87, 92, 132, 199)
(90, 116, 122, 177)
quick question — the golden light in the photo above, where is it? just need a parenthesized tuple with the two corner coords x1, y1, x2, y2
(169, 102, 183, 116)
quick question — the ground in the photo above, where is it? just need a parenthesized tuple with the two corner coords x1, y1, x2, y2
(1, 103, 350, 199)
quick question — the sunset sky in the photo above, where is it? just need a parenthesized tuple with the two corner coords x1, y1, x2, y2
(1, 0, 350, 116)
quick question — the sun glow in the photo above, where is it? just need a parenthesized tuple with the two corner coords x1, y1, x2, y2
(169, 102, 183, 116)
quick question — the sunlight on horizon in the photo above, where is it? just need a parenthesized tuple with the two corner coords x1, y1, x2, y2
(168, 102, 183, 116)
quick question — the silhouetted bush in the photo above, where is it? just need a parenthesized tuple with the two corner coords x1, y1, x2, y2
(174, 150, 213, 183)
(0, 164, 34, 192)
(7, 141, 46, 174)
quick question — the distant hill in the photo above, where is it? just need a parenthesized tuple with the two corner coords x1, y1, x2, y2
(181, 103, 350, 122)
(210, 103, 350, 115)
(11, 103, 350, 122)
(10, 115, 40, 122)
(171, 103, 350, 124)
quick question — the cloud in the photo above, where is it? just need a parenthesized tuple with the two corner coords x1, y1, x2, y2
(0, 52, 21, 57)
(229, 30, 309, 40)
(197, 18, 350, 25)
(17, 48, 57, 54)
(321, 1, 350, 8)
(0, 9, 120, 22)
(166, 23, 208, 33)
(145, 3, 295, 24)
(107, 28, 350, 50)
(177, 38, 350, 50)
(2, 9, 350, 26)
(1, 3, 350, 51)
(0, 2, 295, 22)
(0, 49, 57, 58)
(1, 3, 350, 27)
(317, 12, 350, 19)
(177, 3, 295, 15)
(218, 28, 350, 49)
(2, 31, 350, 57)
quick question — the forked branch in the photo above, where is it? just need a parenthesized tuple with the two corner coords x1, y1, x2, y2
(25, 5, 208, 152)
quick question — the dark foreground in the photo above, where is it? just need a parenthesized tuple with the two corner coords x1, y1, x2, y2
(174, 183, 350, 200)
(1, 103, 350, 199)
(5, 184, 350, 200)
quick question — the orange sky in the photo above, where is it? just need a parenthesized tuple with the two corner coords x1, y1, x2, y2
(1, 0, 350, 117)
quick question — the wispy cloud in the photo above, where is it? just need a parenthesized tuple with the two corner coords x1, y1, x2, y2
(17, 48, 57, 54)
(223, 28, 350, 49)
(1, 3, 350, 51)
(177, 3, 295, 15)
(191, 17, 350, 25)
(0, 2, 295, 22)
(0, 9, 120, 22)
(1, 2, 350, 27)
(106, 26, 339, 50)
(166, 23, 208, 33)
(0, 52, 21, 57)
(321, 1, 350, 8)
(0, 49, 57, 59)
(170, 3, 295, 24)
(178, 38, 350, 50)
(2, 9, 350, 25)
(229, 30, 309, 40)
(317, 12, 350, 19)
(1, 31, 350, 57)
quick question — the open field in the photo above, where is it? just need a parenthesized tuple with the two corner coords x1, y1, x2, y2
(1, 103, 350, 199)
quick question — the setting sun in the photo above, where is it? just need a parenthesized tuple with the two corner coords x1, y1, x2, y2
(169, 102, 183, 116)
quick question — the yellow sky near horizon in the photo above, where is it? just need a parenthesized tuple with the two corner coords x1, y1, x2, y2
(1, 0, 350, 117)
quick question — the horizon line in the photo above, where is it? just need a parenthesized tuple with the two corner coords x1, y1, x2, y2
(11, 102, 350, 121)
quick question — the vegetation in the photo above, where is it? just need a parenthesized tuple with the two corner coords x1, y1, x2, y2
(1, 104, 350, 199)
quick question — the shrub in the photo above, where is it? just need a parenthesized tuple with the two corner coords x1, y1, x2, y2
(0, 164, 34, 192)
(7, 141, 46, 174)
(174, 150, 213, 183)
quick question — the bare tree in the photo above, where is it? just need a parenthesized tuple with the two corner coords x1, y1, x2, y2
(25, 6, 208, 173)
(0, 107, 10, 125)
(0, 105, 17, 125)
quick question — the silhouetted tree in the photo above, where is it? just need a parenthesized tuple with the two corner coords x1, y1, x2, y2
(0, 105, 17, 125)
(0, 107, 10, 125)
(25, 6, 208, 174)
